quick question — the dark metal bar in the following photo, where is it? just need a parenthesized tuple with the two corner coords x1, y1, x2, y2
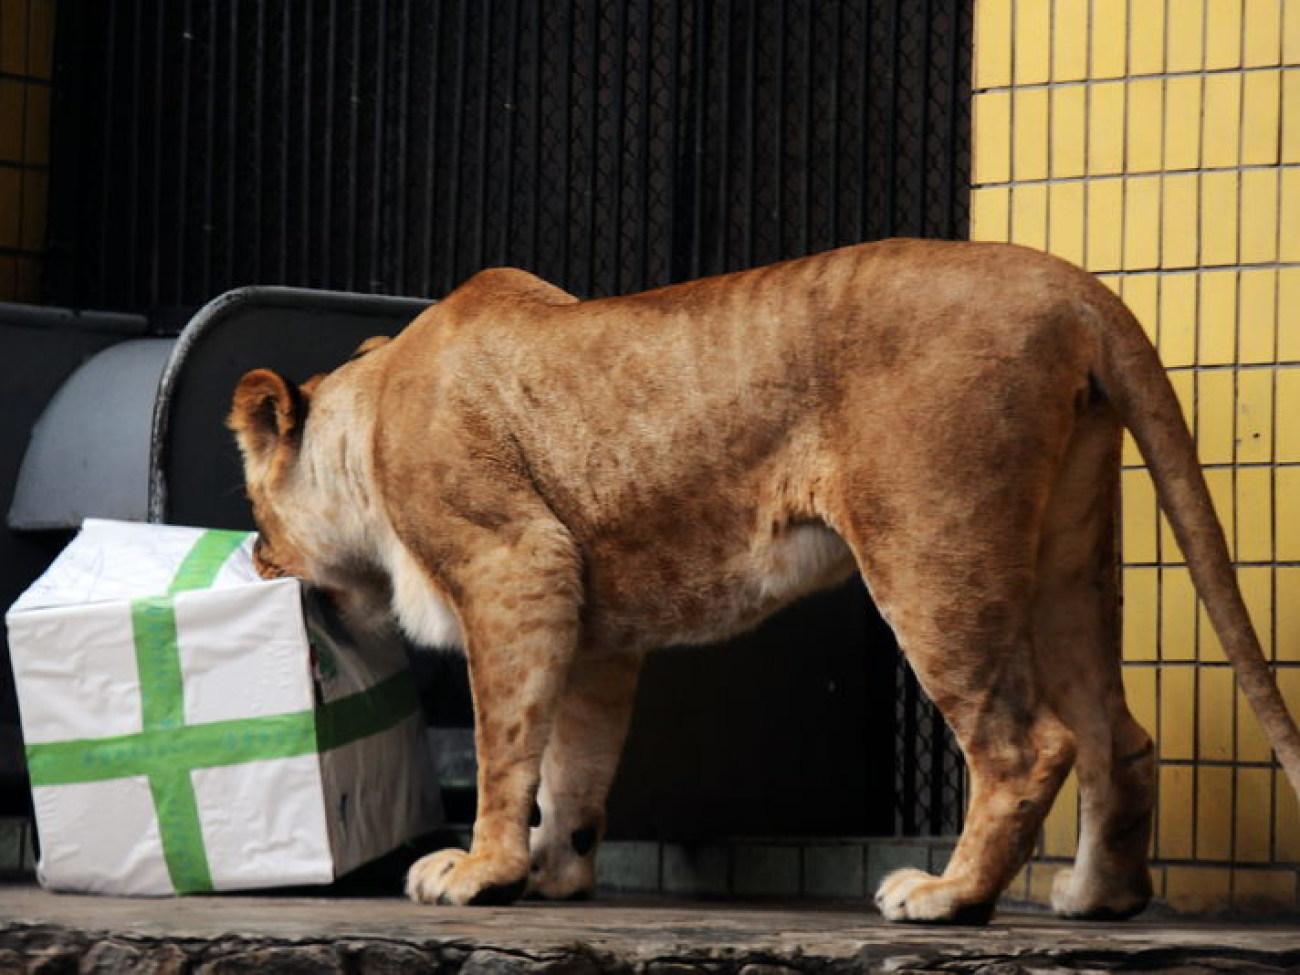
(499, 0, 520, 270)
(949, 1, 970, 237)
(477, 1, 493, 274)
(855, 1, 870, 244)
(666, 0, 684, 283)
(298, 1, 314, 288)
(898, 657, 918, 834)
(146, 0, 162, 307)
(686, 0, 707, 281)
(609, 0, 628, 292)
(222, 1, 239, 292)
(927, 707, 941, 835)
(419, 0, 441, 297)
(251, 0, 266, 283)
(317, 0, 334, 290)
(795, 0, 806, 257)
(826, 1, 842, 251)
(441, 0, 467, 294)
(917, 0, 933, 235)
(174, 0, 192, 305)
(393, 0, 411, 295)
(776, 0, 791, 258)
(276, 1, 290, 285)
(124, 0, 141, 307)
(368, 0, 386, 291)
(557, 0, 574, 289)
(198, 0, 215, 299)
(527, 0, 543, 270)
(734, 0, 747, 269)
(639, 0, 655, 289)
(469, 3, 490, 277)
(341, 1, 359, 290)
(578, 0, 598, 296)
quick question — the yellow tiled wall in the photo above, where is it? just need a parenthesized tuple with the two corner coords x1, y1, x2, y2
(973, 0, 1300, 914)
(0, 0, 55, 302)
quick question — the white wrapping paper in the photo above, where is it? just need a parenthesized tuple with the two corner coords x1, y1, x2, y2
(6, 519, 441, 895)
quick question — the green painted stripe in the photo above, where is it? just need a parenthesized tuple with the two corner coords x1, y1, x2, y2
(168, 530, 252, 593)
(149, 767, 214, 894)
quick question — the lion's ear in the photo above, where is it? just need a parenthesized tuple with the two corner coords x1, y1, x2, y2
(227, 369, 308, 469)
(352, 335, 391, 359)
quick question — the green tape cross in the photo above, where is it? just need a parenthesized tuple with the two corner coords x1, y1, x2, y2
(131, 598, 185, 732)
(24, 528, 420, 894)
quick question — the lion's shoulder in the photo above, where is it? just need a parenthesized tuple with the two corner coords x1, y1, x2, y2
(449, 267, 580, 311)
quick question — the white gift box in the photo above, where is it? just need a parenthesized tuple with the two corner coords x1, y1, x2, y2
(5, 519, 441, 895)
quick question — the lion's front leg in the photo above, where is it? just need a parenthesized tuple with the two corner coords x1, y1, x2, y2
(404, 525, 581, 907)
(528, 651, 643, 900)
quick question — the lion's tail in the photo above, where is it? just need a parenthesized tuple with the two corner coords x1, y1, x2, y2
(1093, 298, 1300, 802)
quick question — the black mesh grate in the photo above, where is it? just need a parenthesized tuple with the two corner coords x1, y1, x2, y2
(45, 0, 971, 837)
(47, 0, 971, 306)
(894, 654, 966, 836)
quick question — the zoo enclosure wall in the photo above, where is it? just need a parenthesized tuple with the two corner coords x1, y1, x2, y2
(2, 0, 974, 843)
(970, 0, 1300, 914)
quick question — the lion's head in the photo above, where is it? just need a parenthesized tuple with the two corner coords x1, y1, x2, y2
(227, 367, 316, 581)
(226, 335, 393, 586)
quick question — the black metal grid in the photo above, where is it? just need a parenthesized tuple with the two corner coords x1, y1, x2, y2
(46, 0, 970, 307)
(43, 0, 971, 837)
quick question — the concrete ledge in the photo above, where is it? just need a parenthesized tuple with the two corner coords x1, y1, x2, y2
(3, 884, 1300, 974)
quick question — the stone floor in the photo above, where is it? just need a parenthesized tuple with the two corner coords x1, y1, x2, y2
(2, 882, 1300, 974)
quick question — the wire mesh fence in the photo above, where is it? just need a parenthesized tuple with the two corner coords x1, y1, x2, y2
(47, 0, 970, 304)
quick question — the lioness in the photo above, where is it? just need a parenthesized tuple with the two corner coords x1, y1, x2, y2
(229, 239, 1300, 924)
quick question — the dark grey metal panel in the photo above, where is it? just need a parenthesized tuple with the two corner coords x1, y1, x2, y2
(0, 307, 148, 813)
(9, 339, 175, 531)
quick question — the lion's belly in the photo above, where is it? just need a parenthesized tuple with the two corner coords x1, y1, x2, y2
(754, 521, 857, 601)
(581, 520, 858, 651)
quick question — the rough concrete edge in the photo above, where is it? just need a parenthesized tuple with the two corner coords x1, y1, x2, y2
(4, 920, 1300, 975)
(0, 921, 824, 974)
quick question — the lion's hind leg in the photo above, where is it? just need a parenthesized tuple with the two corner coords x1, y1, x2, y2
(1035, 412, 1155, 920)
(527, 651, 643, 900)
(870, 646, 1076, 923)
(835, 489, 1077, 924)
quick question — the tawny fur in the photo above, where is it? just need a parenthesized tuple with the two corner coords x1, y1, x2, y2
(228, 239, 1300, 923)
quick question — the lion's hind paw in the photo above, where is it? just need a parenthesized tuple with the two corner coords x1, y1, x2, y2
(1050, 867, 1151, 921)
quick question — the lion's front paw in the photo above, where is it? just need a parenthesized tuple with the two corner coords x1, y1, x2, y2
(406, 848, 528, 906)
(874, 868, 995, 925)
(1050, 867, 1150, 921)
